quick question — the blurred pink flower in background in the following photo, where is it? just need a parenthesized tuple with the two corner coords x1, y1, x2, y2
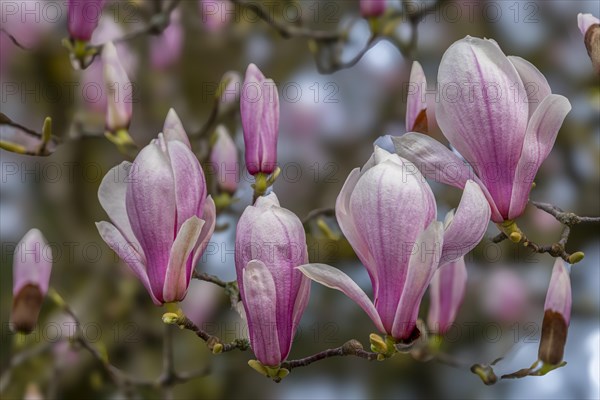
(150, 9, 184, 70)
(181, 280, 223, 328)
(482, 268, 529, 324)
(199, 0, 233, 33)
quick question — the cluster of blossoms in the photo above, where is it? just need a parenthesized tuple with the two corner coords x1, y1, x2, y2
(9, 0, 593, 383)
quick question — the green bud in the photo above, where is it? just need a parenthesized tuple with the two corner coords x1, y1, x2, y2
(162, 312, 179, 325)
(248, 360, 268, 377)
(212, 343, 223, 354)
(568, 252, 585, 264)
(369, 333, 388, 354)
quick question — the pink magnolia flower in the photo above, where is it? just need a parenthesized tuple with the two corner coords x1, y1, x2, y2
(102, 41, 132, 133)
(427, 257, 467, 335)
(360, 0, 386, 18)
(150, 9, 184, 70)
(68, 0, 106, 41)
(210, 125, 239, 194)
(299, 147, 490, 341)
(11, 229, 52, 333)
(394, 36, 571, 223)
(235, 193, 310, 367)
(240, 64, 279, 175)
(577, 13, 600, 73)
(96, 111, 215, 305)
(539, 258, 572, 365)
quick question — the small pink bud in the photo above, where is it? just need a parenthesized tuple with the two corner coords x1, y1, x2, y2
(360, 0, 386, 18)
(68, 0, 106, 41)
(538, 258, 572, 365)
(210, 125, 239, 194)
(102, 42, 132, 132)
(240, 64, 279, 175)
(11, 229, 52, 333)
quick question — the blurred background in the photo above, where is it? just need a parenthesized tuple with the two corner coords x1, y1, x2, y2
(1, 0, 599, 398)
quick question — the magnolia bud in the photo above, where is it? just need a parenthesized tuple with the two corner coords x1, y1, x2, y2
(538, 259, 572, 365)
(577, 13, 600, 74)
(210, 125, 239, 194)
(11, 229, 52, 333)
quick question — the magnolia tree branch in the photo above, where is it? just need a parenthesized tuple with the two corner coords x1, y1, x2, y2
(493, 200, 599, 262)
(282, 340, 378, 371)
(192, 270, 241, 307)
(164, 314, 250, 354)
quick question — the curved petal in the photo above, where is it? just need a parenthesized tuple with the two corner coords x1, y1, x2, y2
(241, 67, 265, 175)
(192, 196, 217, 268)
(297, 263, 385, 334)
(163, 108, 191, 148)
(391, 221, 443, 340)
(393, 133, 503, 222)
(406, 61, 427, 132)
(508, 94, 571, 219)
(98, 161, 143, 260)
(508, 56, 551, 117)
(436, 36, 529, 216)
(578, 13, 600, 35)
(259, 78, 279, 173)
(126, 143, 176, 298)
(351, 159, 436, 331)
(167, 140, 207, 232)
(291, 274, 311, 335)
(335, 168, 378, 288)
(243, 260, 281, 366)
(96, 221, 160, 305)
(441, 180, 490, 265)
(163, 216, 203, 303)
(427, 256, 467, 335)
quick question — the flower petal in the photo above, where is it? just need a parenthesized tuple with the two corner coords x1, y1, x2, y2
(441, 180, 490, 265)
(163, 216, 203, 303)
(126, 143, 176, 298)
(508, 56, 551, 117)
(98, 161, 144, 260)
(335, 168, 378, 288)
(508, 94, 571, 219)
(436, 36, 529, 215)
(12, 229, 52, 297)
(96, 221, 160, 305)
(163, 108, 191, 148)
(297, 263, 385, 334)
(427, 256, 467, 335)
(242, 260, 281, 366)
(405, 61, 428, 132)
(391, 221, 443, 340)
(393, 133, 503, 222)
(167, 140, 207, 233)
(192, 196, 217, 268)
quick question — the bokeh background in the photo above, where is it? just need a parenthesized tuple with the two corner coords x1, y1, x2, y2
(1, 0, 599, 399)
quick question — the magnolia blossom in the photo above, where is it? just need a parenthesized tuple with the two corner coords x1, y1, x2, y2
(103, 42, 132, 133)
(12, 229, 52, 333)
(394, 36, 571, 223)
(68, 0, 106, 41)
(539, 258, 572, 365)
(217, 71, 242, 115)
(96, 111, 215, 304)
(360, 0, 386, 18)
(577, 13, 600, 73)
(240, 64, 279, 175)
(236, 193, 310, 367)
(427, 257, 467, 335)
(210, 125, 239, 194)
(150, 9, 184, 70)
(299, 148, 490, 341)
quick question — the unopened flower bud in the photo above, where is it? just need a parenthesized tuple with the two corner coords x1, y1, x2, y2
(11, 229, 52, 333)
(577, 13, 600, 74)
(538, 259, 572, 365)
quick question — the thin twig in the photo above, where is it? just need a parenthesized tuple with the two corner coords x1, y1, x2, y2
(281, 340, 378, 371)
(174, 315, 250, 353)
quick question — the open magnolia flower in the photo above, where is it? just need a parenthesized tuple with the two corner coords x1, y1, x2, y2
(393, 36, 571, 223)
(96, 110, 215, 305)
(299, 147, 490, 343)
